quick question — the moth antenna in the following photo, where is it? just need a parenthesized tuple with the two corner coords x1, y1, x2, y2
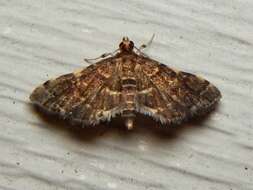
(84, 49, 120, 64)
(134, 46, 149, 57)
(139, 34, 155, 50)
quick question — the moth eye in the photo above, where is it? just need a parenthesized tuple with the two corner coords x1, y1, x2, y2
(119, 42, 124, 48)
(130, 41, 134, 48)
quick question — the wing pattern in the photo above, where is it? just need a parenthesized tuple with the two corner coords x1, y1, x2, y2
(30, 58, 124, 126)
(135, 57, 221, 125)
(30, 53, 221, 127)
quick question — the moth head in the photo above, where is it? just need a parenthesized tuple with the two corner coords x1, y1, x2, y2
(119, 37, 134, 52)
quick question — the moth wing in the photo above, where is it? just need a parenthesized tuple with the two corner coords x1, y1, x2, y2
(136, 58, 221, 125)
(30, 59, 124, 126)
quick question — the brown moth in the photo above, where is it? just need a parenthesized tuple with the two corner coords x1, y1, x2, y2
(30, 37, 221, 130)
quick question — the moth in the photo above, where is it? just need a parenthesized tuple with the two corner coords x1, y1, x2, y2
(30, 37, 221, 130)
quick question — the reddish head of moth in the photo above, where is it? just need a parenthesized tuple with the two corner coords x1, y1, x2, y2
(119, 37, 134, 53)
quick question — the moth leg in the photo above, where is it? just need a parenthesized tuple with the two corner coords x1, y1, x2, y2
(84, 49, 120, 64)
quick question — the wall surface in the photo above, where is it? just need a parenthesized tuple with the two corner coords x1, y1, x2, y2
(0, 0, 253, 190)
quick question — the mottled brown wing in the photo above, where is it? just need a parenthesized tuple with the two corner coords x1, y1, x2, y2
(135, 58, 221, 125)
(30, 59, 124, 126)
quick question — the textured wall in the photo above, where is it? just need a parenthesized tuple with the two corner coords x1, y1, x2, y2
(0, 0, 253, 190)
